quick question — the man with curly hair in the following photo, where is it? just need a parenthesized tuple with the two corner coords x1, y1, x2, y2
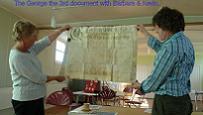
(136, 7, 194, 115)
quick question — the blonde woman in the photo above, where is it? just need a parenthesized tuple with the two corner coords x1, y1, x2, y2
(9, 21, 71, 115)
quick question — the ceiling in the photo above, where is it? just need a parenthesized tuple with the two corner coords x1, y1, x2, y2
(1, 0, 203, 27)
(1, 0, 203, 54)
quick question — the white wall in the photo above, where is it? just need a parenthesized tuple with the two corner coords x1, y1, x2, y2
(0, 8, 19, 88)
(0, 7, 20, 110)
(0, 87, 13, 110)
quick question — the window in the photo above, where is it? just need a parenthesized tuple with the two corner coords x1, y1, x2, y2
(55, 31, 68, 63)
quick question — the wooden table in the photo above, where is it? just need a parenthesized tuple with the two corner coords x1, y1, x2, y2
(101, 106, 150, 115)
(101, 106, 203, 115)
(68, 105, 203, 115)
(68, 105, 150, 115)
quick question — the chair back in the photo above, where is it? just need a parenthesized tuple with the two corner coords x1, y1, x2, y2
(46, 91, 71, 106)
(46, 88, 73, 106)
(99, 81, 116, 99)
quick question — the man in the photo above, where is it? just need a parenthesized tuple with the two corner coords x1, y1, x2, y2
(136, 7, 194, 115)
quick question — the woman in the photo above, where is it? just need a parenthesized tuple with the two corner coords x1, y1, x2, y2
(9, 21, 71, 115)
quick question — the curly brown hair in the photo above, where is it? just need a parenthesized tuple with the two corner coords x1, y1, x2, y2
(152, 7, 185, 34)
(12, 21, 37, 41)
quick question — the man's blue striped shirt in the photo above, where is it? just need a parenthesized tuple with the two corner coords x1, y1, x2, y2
(140, 32, 195, 96)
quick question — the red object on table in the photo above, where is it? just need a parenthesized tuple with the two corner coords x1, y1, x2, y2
(84, 80, 99, 93)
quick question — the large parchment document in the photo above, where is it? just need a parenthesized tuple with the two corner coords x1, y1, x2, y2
(59, 26, 137, 82)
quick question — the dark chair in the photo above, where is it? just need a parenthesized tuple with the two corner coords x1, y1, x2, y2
(98, 86, 117, 106)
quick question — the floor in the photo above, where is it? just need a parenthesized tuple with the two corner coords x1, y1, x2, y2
(45, 106, 69, 115)
(0, 105, 68, 115)
(0, 108, 14, 115)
